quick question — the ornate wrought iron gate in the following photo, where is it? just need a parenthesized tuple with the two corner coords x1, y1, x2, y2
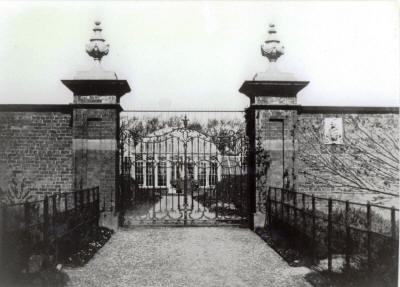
(118, 112, 248, 226)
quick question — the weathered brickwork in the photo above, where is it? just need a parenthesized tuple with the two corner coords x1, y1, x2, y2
(61, 78, 128, 230)
(254, 96, 297, 105)
(255, 107, 399, 197)
(72, 108, 117, 139)
(254, 108, 298, 215)
(0, 22, 128, 230)
(253, 107, 399, 220)
(72, 107, 119, 213)
(255, 109, 297, 188)
(0, 110, 73, 200)
(296, 112, 399, 198)
(0, 105, 121, 218)
(73, 95, 117, 104)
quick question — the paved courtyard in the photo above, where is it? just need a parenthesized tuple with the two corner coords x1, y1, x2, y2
(65, 227, 312, 287)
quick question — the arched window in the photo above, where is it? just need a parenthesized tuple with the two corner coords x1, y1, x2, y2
(135, 154, 144, 185)
(146, 156, 154, 186)
(171, 155, 182, 181)
(158, 157, 167, 186)
(209, 156, 218, 186)
(199, 161, 207, 187)
(187, 157, 194, 180)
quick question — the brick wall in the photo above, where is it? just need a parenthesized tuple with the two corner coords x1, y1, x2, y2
(0, 102, 122, 229)
(72, 108, 119, 212)
(253, 106, 399, 218)
(296, 112, 399, 198)
(253, 108, 298, 221)
(0, 108, 73, 201)
(255, 109, 297, 189)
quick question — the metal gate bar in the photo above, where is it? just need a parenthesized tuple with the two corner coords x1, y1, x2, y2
(119, 111, 248, 226)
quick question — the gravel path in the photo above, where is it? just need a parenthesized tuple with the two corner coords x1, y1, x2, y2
(65, 227, 312, 287)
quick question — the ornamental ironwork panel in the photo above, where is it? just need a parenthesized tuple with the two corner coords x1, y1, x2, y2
(119, 112, 248, 226)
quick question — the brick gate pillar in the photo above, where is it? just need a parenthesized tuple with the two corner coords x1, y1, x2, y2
(239, 24, 308, 229)
(62, 21, 131, 230)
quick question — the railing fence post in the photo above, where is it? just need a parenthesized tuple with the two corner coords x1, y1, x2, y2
(0, 206, 7, 271)
(52, 194, 57, 220)
(103, 193, 106, 213)
(92, 188, 95, 208)
(97, 187, 100, 221)
(366, 202, 371, 272)
(43, 196, 49, 248)
(80, 189, 84, 211)
(87, 188, 90, 208)
(52, 194, 58, 263)
(24, 202, 30, 231)
(267, 187, 271, 226)
(123, 176, 127, 213)
(391, 207, 396, 239)
(274, 188, 277, 219)
(312, 195, 316, 262)
(390, 207, 397, 274)
(74, 190, 78, 211)
(64, 193, 68, 213)
(24, 201, 31, 270)
(267, 188, 273, 225)
(293, 191, 297, 230)
(345, 200, 351, 271)
(302, 194, 306, 233)
(280, 188, 284, 222)
(328, 198, 332, 272)
(286, 189, 290, 224)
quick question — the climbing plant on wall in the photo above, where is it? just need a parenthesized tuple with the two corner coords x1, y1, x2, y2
(0, 173, 33, 204)
(298, 115, 399, 196)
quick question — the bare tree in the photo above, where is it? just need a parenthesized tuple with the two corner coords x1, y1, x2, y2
(298, 115, 399, 196)
(205, 119, 245, 154)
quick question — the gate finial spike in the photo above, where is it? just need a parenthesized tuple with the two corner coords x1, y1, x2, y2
(182, 115, 189, 128)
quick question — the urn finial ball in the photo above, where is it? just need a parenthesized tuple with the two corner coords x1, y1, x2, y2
(62, 20, 131, 94)
(239, 22, 309, 100)
(261, 23, 285, 63)
(86, 20, 110, 63)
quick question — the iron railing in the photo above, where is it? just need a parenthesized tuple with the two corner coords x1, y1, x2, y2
(263, 186, 399, 274)
(0, 187, 100, 274)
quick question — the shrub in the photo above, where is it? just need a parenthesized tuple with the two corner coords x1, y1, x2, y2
(193, 175, 248, 217)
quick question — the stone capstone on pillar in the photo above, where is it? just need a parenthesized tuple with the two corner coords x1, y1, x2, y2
(61, 21, 131, 231)
(239, 23, 309, 230)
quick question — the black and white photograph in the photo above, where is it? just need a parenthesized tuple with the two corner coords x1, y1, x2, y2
(0, 1, 399, 286)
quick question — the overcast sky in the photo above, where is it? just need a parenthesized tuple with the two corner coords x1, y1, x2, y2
(0, 1, 398, 110)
